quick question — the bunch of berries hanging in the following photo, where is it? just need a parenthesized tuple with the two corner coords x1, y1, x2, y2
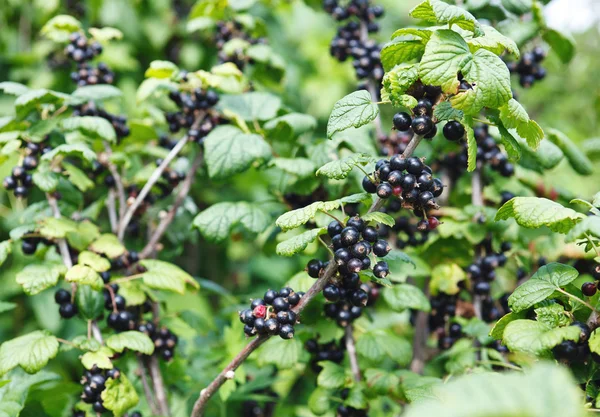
(166, 85, 221, 144)
(65, 32, 115, 86)
(213, 21, 267, 69)
(80, 366, 121, 413)
(506, 47, 547, 88)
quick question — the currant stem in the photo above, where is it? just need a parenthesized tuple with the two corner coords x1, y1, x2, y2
(345, 326, 361, 381)
(556, 288, 598, 312)
(103, 142, 127, 219)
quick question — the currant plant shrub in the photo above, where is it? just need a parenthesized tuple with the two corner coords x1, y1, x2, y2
(0, 0, 597, 417)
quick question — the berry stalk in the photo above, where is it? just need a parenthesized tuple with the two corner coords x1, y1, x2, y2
(345, 326, 361, 381)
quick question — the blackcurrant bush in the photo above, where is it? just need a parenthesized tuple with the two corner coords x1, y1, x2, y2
(443, 121, 465, 141)
(392, 112, 411, 131)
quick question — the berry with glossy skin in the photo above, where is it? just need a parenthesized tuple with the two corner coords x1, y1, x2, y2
(265, 318, 281, 335)
(323, 284, 341, 302)
(240, 309, 255, 325)
(413, 99, 433, 116)
(449, 323, 462, 338)
(390, 155, 407, 171)
(264, 289, 278, 303)
(253, 318, 267, 334)
(423, 123, 437, 139)
(279, 287, 292, 298)
(582, 282, 597, 297)
(552, 340, 579, 361)
(288, 292, 301, 306)
(106, 368, 121, 379)
(474, 281, 491, 295)
(55, 289, 71, 304)
(250, 298, 266, 309)
(21, 240, 37, 255)
(22, 156, 38, 171)
(428, 216, 440, 230)
(443, 121, 465, 141)
(387, 170, 403, 186)
(14, 186, 28, 198)
(372, 240, 391, 257)
(327, 220, 343, 237)
(59, 303, 78, 319)
(572, 321, 591, 342)
(347, 258, 363, 273)
(279, 324, 295, 339)
(373, 261, 389, 278)
(376, 182, 393, 199)
(418, 190, 435, 206)
(346, 216, 365, 232)
(11, 166, 25, 180)
(411, 115, 433, 135)
(406, 157, 424, 174)
(351, 289, 368, 307)
(362, 226, 378, 242)
(392, 112, 412, 131)
(362, 175, 377, 193)
(335, 248, 351, 265)
(3, 176, 16, 190)
(340, 227, 360, 247)
(272, 297, 290, 312)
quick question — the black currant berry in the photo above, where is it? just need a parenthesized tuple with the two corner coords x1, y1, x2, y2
(347, 216, 365, 232)
(372, 240, 391, 257)
(406, 157, 424, 174)
(279, 324, 295, 339)
(55, 289, 71, 304)
(265, 318, 281, 335)
(582, 282, 597, 297)
(327, 220, 343, 237)
(3, 176, 16, 190)
(474, 281, 491, 295)
(392, 112, 412, 131)
(279, 287, 292, 298)
(373, 261, 389, 278)
(272, 297, 290, 312)
(59, 303, 78, 318)
(423, 123, 437, 139)
(401, 174, 416, 191)
(351, 289, 368, 307)
(387, 170, 403, 186)
(376, 183, 393, 199)
(14, 186, 28, 198)
(552, 340, 579, 361)
(340, 227, 360, 246)
(335, 248, 351, 265)
(250, 298, 266, 309)
(362, 226, 378, 242)
(347, 258, 363, 273)
(411, 116, 433, 135)
(413, 99, 433, 116)
(362, 175, 377, 193)
(443, 121, 465, 141)
(22, 156, 38, 171)
(390, 155, 407, 171)
(254, 318, 266, 334)
(21, 240, 37, 255)
(323, 284, 341, 302)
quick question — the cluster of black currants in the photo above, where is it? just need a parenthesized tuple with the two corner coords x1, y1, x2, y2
(65, 33, 115, 86)
(214, 21, 267, 70)
(440, 124, 515, 179)
(105, 283, 138, 332)
(337, 389, 368, 417)
(283, 186, 329, 211)
(307, 217, 389, 327)
(2, 141, 46, 198)
(506, 47, 546, 88)
(157, 159, 186, 187)
(390, 215, 432, 249)
(553, 321, 592, 363)
(55, 288, 78, 319)
(305, 338, 345, 372)
(21, 234, 51, 256)
(465, 241, 511, 323)
(241, 390, 277, 417)
(329, 22, 384, 82)
(139, 322, 178, 361)
(72, 102, 130, 141)
(80, 366, 121, 413)
(376, 129, 412, 157)
(363, 155, 444, 219)
(323, 0, 385, 31)
(239, 288, 303, 339)
(166, 88, 221, 144)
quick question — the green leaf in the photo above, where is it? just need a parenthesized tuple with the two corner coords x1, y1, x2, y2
(257, 337, 302, 369)
(382, 64, 420, 105)
(410, 0, 483, 36)
(0, 301, 16, 314)
(402, 364, 582, 417)
(89, 234, 126, 258)
(434, 101, 464, 121)
(15, 89, 68, 119)
(38, 216, 78, 239)
(269, 157, 316, 177)
(0, 331, 59, 375)
(78, 251, 111, 272)
(542, 28, 575, 64)
(144, 60, 179, 79)
(139, 259, 199, 294)
(495, 197, 584, 233)
(429, 263, 466, 295)
(275, 193, 371, 231)
(588, 329, 600, 355)
(0, 82, 29, 96)
(276, 228, 326, 256)
(508, 263, 578, 312)
(535, 303, 570, 328)
(70, 85, 122, 103)
(450, 49, 512, 114)
(218, 92, 281, 121)
(316, 153, 373, 180)
(463, 116, 477, 171)
(489, 311, 526, 340)
(316, 362, 347, 389)
(499, 99, 544, 150)
(63, 162, 95, 192)
(263, 113, 317, 138)
(464, 24, 520, 58)
(383, 284, 430, 311)
(344, 385, 367, 409)
(365, 368, 400, 395)
(88, 26, 123, 42)
(308, 387, 332, 415)
(0, 241, 12, 268)
(517, 136, 564, 170)
(76, 286, 105, 320)
(61, 117, 117, 143)
(361, 212, 396, 227)
(40, 15, 81, 42)
(546, 128, 593, 175)
(16, 263, 66, 295)
(117, 281, 147, 306)
(356, 331, 386, 361)
(106, 332, 154, 355)
(193, 201, 270, 242)
(81, 347, 114, 370)
(42, 143, 97, 163)
(503, 320, 580, 354)
(565, 216, 600, 243)
(204, 126, 272, 179)
(418, 30, 471, 93)
(0, 369, 61, 417)
(67, 221, 101, 252)
(327, 91, 379, 139)
(32, 165, 60, 192)
(381, 40, 425, 71)
(101, 374, 139, 417)
(65, 265, 103, 291)
(501, 0, 532, 15)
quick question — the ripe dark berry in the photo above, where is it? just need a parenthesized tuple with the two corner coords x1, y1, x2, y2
(387, 170, 403, 186)
(443, 121, 465, 141)
(340, 227, 360, 246)
(327, 220, 343, 237)
(378, 164, 391, 181)
(14, 186, 28, 198)
(347, 216, 365, 232)
(106, 368, 121, 379)
(362, 226, 378, 242)
(362, 175, 377, 193)
(406, 157, 424, 174)
(552, 340, 579, 361)
(252, 318, 266, 334)
(401, 174, 416, 191)
(413, 99, 433, 116)
(376, 183, 393, 199)
(572, 321, 591, 343)
(417, 172, 433, 190)
(279, 324, 295, 339)
(250, 298, 266, 309)
(449, 323, 462, 337)
(272, 297, 290, 312)
(89, 375, 106, 392)
(347, 258, 363, 273)
(423, 123, 437, 139)
(474, 281, 491, 295)
(55, 289, 71, 304)
(22, 156, 38, 171)
(323, 284, 341, 302)
(264, 289, 278, 303)
(351, 289, 368, 307)
(350, 241, 370, 258)
(390, 155, 407, 171)
(392, 112, 412, 131)
(372, 240, 391, 257)
(288, 292, 301, 306)
(411, 115, 433, 135)
(582, 282, 597, 297)
(373, 261, 389, 278)
(418, 191, 435, 206)
(265, 318, 281, 335)
(11, 166, 25, 179)
(335, 248, 351, 265)
(279, 287, 292, 298)
(59, 303, 78, 318)
(21, 240, 37, 255)
(3, 176, 16, 190)
(332, 235, 343, 249)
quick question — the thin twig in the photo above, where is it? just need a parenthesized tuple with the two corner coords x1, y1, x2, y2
(149, 355, 170, 416)
(557, 288, 598, 312)
(140, 151, 204, 259)
(138, 357, 160, 415)
(117, 135, 188, 241)
(345, 326, 361, 381)
(104, 142, 127, 219)
(107, 189, 118, 234)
